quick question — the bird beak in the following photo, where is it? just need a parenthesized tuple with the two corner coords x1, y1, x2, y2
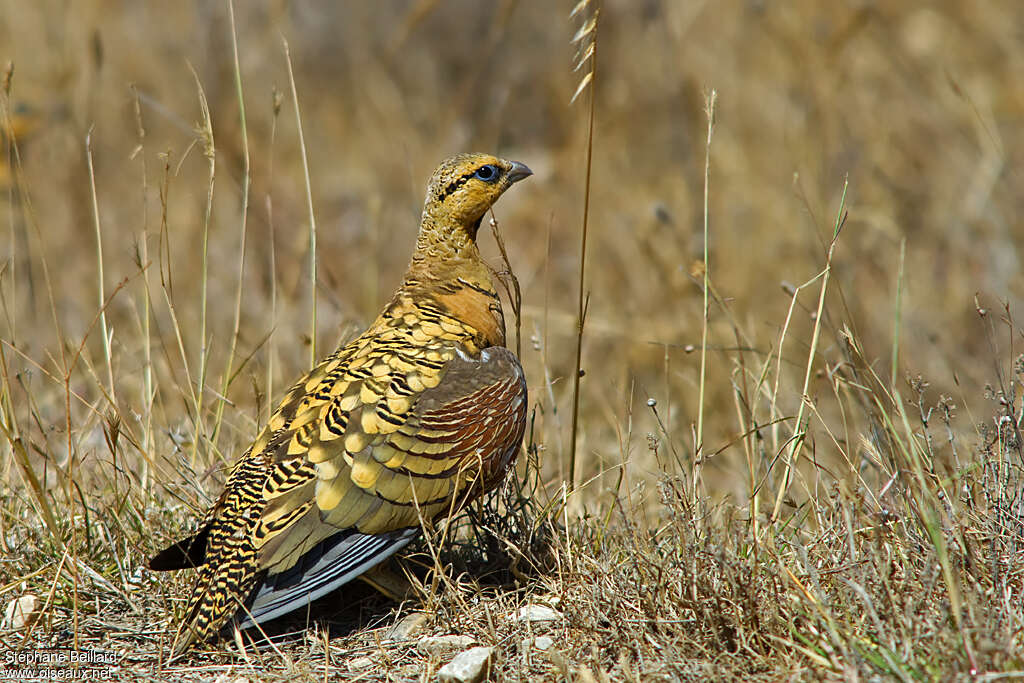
(506, 161, 533, 184)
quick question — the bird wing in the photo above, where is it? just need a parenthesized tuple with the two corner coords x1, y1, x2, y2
(224, 340, 526, 631)
(159, 307, 526, 654)
(236, 526, 420, 628)
(252, 334, 528, 577)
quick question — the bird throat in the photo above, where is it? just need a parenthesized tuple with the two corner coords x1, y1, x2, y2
(411, 212, 484, 265)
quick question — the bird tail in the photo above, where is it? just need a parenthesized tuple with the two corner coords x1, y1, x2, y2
(160, 452, 269, 658)
(169, 549, 263, 659)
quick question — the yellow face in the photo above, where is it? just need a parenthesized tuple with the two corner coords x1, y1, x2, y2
(424, 153, 533, 229)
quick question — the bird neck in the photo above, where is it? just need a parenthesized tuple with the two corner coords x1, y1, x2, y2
(410, 206, 484, 263)
(403, 239, 494, 292)
(409, 205, 485, 266)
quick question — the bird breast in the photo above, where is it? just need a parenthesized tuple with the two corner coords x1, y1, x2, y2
(433, 281, 506, 350)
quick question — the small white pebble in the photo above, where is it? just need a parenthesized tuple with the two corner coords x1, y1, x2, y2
(534, 636, 554, 651)
(438, 646, 494, 683)
(388, 611, 429, 640)
(3, 595, 40, 630)
(514, 604, 563, 624)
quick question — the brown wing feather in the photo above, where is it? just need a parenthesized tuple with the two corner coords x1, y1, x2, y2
(260, 343, 526, 571)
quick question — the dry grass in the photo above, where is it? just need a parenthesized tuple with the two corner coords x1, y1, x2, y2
(1, 1, 1023, 680)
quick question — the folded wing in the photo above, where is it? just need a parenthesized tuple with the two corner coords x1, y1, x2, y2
(237, 526, 420, 628)
(250, 343, 528, 606)
(156, 336, 527, 655)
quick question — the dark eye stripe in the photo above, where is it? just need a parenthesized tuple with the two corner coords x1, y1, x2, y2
(437, 166, 497, 201)
(437, 175, 471, 201)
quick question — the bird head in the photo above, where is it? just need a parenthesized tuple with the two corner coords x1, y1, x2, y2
(419, 153, 532, 249)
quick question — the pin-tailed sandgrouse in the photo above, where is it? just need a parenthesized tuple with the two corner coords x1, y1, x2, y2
(149, 153, 532, 656)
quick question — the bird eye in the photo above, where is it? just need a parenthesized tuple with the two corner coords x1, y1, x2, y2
(474, 164, 499, 182)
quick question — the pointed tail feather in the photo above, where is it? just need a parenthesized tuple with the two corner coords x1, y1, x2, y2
(149, 527, 210, 571)
(169, 553, 264, 658)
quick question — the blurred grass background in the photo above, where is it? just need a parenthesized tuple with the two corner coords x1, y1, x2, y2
(2, 0, 1023, 678)
(4, 2, 1020, 486)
